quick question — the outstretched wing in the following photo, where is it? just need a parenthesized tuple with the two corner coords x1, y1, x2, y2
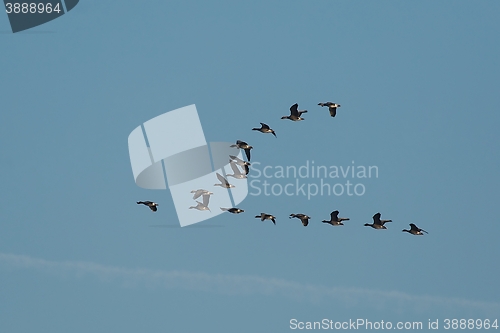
(229, 155, 242, 164)
(329, 106, 337, 117)
(216, 173, 228, 186)
(290, 103, 299, 117)
(244, 148, 251, 161)
(192, 190, 203, 200)
(202, 194, 210, 207)
(149, 205, 157, 212)
(373, 213, 382, 224)
(410, 223, 427, 233)
(330, 210, 339, 221)
(230, 162, 241, 175)
(260, 122, 270, 130)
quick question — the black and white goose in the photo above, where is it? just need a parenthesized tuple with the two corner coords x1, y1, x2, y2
(252, 122, 277, 137)
(322, 210, 350, 226)
(229, 155, 250, 175)
(281, 103, 307, 121)
(289, 213, 311, 226)
(137, 201, 159, 212)
(318, 102, 341, 117)
(214, 172, 235, 188)
(190, 189, 213, 200)
(189, 193, 211, 211)
(226, 162, 247, 179)
(230, 140, 253, 161)
(402, 223, 428, 235)
(220, 207, 245, 214)
(364, 212, 392, 229)
(255, 213, 276, 225)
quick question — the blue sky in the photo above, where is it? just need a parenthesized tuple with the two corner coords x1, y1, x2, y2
(1, 1, 499, 332)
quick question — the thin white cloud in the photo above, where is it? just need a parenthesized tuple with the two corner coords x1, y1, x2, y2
(1, 253, 497, 315)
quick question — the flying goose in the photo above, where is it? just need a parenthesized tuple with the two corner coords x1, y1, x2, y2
(318, 102, 341, 117)
(220, 207, 245, 214)
(289, 213, 311, 226)
(190, 189, 213, 200)
(252, 122, 277, 137)
(322, 210, 350, 226)
(281, 103, 307, 121)
(255, 213, 276, 225)
(402, 223, 428, 235)
(226, 162, 247, 179)
(229, 155, 250, 175)
(189, 193, 211, 211)
(137, 201, 159, 212)
(230, 140, 253, 161)
(214, 172, 235, 188)
(364, 212, 392, 229)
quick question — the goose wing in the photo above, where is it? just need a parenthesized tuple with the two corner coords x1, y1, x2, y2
(243, 148, 251, 161)
(216, 173, 229, 186)
(329, 106, 337, 117)
(202, 194, 210, 206)
(230, 162, 242, 176)
(373, 213, 382, 225)
(191, 190, 203, 199)
(260, 122, 270, 130)
(410, 223, 428, 233)
(229, 155, 243, 164)
(290, 103, 299, 117)
(330, 210, 339, 221)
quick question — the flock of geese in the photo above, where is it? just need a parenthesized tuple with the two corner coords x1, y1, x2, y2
(137, 102, 428, 236)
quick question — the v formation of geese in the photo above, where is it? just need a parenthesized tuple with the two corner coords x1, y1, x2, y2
(136, 101, 428, 235)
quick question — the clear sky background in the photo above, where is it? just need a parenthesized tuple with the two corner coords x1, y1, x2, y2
(1, 1, 499, 332)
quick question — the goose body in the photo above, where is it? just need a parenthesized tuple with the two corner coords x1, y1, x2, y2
(229, 155, 250, 175)
(364, 212, 392, 229)
(252, 122, 276, 137)
(189, 193, 211, 211)
(403, 223, 428, 235)
(322, 210, 350, 226)
(137, 201, 159, 212)
(220, 207, 245, 214)
(226, 162, 247, 179)
(281, 103, 307, 121)
(214, 172, 235, 188)
(289, 213, 311, 226)
(190, 189, 213, 200)
(318, 102, 341, 117)
(230, 140, 253, 161)
(255, 213, 276, 225)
